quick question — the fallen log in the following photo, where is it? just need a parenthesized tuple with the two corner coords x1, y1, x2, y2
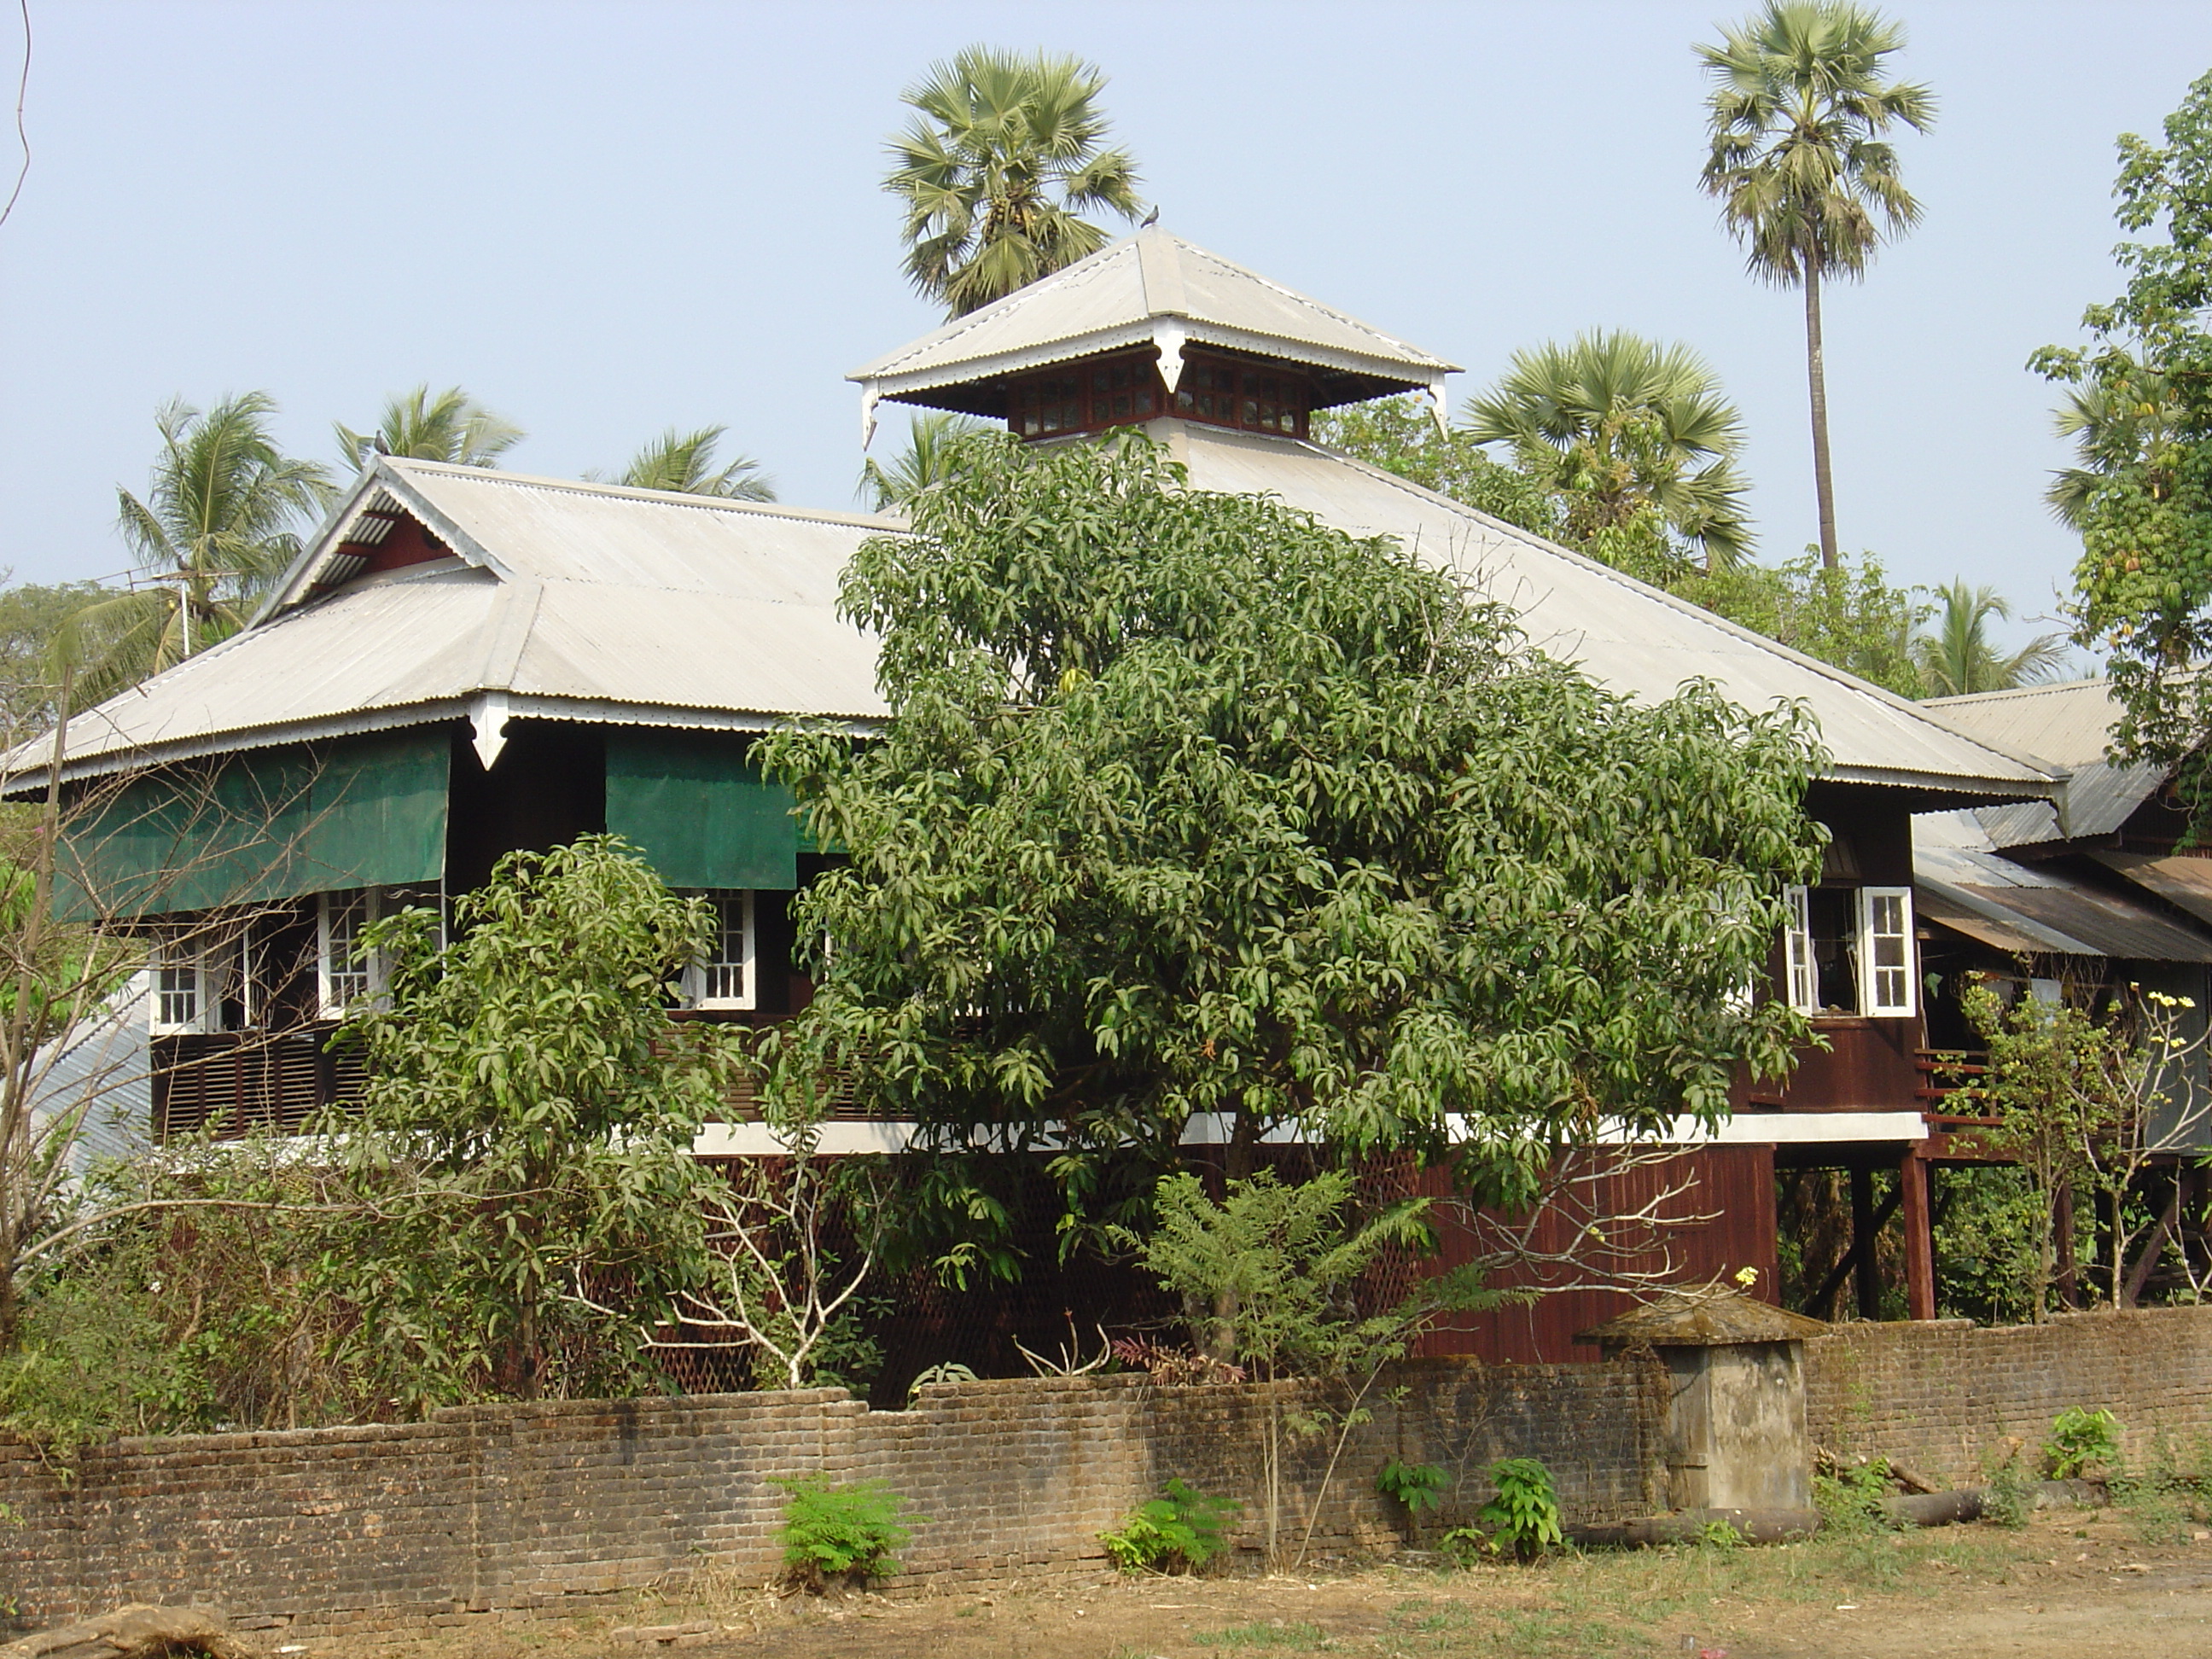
(1573, 1507, 1823, 1547)
(0, 1604, 235, 1659)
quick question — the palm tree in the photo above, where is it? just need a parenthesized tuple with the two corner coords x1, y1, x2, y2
(859, 411, 991, 513)
(1462, 331, 1755, 569)
(884, 47, 1144, 318)
(1698, 1, 1935, 568)
(597, 427, 775, 501)
(2046, 370, 2178, 530)
(335, 385, 523, 471)
(1912, 581, 2069, 697)
(57, 394, 332, 705)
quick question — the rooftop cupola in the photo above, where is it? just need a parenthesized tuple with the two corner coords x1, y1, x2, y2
(849, 226, 1458, 445)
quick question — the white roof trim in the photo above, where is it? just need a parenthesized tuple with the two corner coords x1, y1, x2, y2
(21, 694, 882, 789)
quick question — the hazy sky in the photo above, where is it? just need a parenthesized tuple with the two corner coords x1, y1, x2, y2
(4, 1, 2209, 656)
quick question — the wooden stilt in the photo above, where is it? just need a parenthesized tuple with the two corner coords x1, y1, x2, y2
(1900, 1144, 1936, 1322)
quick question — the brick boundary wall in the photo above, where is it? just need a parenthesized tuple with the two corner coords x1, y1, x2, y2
(0, 1357, 1665, 1638)
(1805, 1306, 2212, 1487)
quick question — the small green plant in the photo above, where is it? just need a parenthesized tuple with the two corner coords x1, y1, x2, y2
(2046, 1407, 2123, 1479)
(1098, 1477, 1242, 1574)
(905, 1360, 978, 1400)
(1377, 1458, 1449, 1514)
(1692, 1517, 1746, 1549)
(1475, 1457, 1564, 1561)
(1437, 1524, 1488, 1567)
(1980, 1446, 2031, 1530)
(769, 1473, 915, 1590)
(1814, 1455, 1895, 1533)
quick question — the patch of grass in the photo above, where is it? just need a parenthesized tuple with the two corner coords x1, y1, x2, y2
(1189, 1620, 1330, 1650)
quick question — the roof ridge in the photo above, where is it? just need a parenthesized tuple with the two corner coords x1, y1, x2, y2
(385, 459, 895, 532)
(1924, 677, 2110, 707)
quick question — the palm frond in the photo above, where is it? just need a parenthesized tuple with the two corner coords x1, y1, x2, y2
(883, 45, 1145, 317)
(601, 427, 777, 501)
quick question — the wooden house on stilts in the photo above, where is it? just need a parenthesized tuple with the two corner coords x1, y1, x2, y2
(14, 228, 2077, 1362)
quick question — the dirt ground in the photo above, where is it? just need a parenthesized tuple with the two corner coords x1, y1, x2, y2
(328, 1508, 2212, 1659)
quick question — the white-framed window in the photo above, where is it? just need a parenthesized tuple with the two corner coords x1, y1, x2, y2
(1857, 886, 1916, 1016)
(318, 888, 377, 1017)
(148, 933, 236, 1035)
(1783, 884, 1818, 1014)
(680, 889, 756, 1010)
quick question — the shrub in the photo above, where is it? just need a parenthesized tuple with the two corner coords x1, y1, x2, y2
(1437, 1524, 1487, 1567)
(1813, 1455, 1895, 1534)
(1475, 1457, 1564, 1561)
(1099, 1478, 1242, 1574)
(2046, 1407, 2123, 1479)
(770, 1474, 915, 1589)
(1377, 1458, 1448, 1515)
(1980, 1446, 2031, 1530)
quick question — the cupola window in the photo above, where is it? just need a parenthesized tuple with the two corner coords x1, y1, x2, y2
(1004, 349, 1312, 441)
(1010, 352, 1161, 437)
(1173, 354, 1309, 437)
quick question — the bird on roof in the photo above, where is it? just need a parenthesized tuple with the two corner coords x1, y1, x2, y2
(1140, 206, 1159, 228)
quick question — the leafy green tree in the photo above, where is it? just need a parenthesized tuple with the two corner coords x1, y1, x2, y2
(332, 836, 731, 1404)
(1142, 1168, 1441, 1556)
(1699, 0, 1936, 568)
(58, 394, 332, 707)
(1911, 581, 2069, 697)
(1955, 979, 2210, 1316)
(335, 384, 523, 471)
(1463, 331, 1755, 568)
(1674, 550, 1925, 697)
(754, 434, 1823, 1272)
(0, 581, 112, 733)
(1318, 396, 1926, 696)
(859, 411, 992, 512)
(600, 425, 775, 501)
(884, 46, 1144, 317)
(2034, 71, 2212, 814)
(1311, 397, 1565, 538)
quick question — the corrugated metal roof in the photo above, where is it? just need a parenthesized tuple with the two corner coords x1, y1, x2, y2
(20, 433, 2068, 806)
(1924, 680, 2164, 844)
(1916, 818, 2212, 961)
(17, 460, 892, 777)
(1174, 424, 2061, 796)
(848, 228, 1458, 409)
(2092, 850, 2212, 927)
(1917, 891, 2069, 957)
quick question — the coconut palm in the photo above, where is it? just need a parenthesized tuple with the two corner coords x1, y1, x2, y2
(884, 47, 1144, 317)
(1462, 331, 1755, 569)
(859, 411, 991, 513)
(1698, 1, 1936, 568)
(1912, 581, 2069, 697)
(57, 394, 333, 706)
(598, 426, 775, 501)
(335, 385, 524, 471)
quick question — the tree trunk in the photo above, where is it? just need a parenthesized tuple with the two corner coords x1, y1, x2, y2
(1803, 261, 1840, 570)
(0, 668, 73, 1350)
(2054, 1180, 2080, 1311)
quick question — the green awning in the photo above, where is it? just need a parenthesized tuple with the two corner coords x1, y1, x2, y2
(604, 729, 800, 889)
(58, 730, 450, 919)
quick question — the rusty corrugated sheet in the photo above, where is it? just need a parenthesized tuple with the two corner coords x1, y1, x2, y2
(2093, 850, 2212, 928)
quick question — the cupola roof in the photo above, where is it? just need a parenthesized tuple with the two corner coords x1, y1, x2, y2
(848, 226, 1458, 439)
